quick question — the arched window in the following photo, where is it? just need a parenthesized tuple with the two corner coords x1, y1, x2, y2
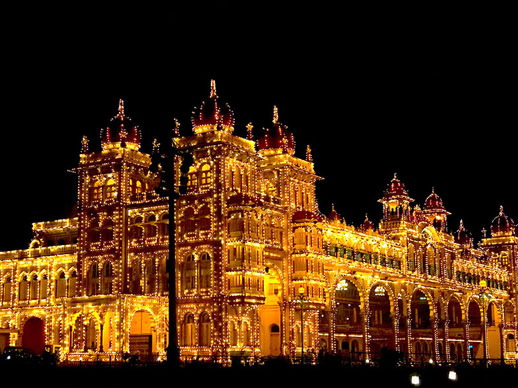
(19, 275, 29, 301)
(69, 271, 77, 297)
(182, 314, 195, 346)
(230, 321, 238, 346)
(105, 178, 117, 199)
(40, 274, 48, 299)
(88, 263, 99, 296)
(182, 255, 196, 293)
(199, 253, 211, 289)
(103, 262, 114, 294)
(92, 180, 102, 201)
(2, 277, 11, 303)
(187, 166, 197, 188)
(144, 261, 156, 294)
(56, 271, 66, 297)
(30, 274, 39, 300)
(200, 164, 211, 186)
(199, 313, 211, 346)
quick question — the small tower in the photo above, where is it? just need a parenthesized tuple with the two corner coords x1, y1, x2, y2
(101, 99, 141, 151)
(191, 79, 235, 134)
(378, 173, 414, 222)
(422, 187, 451, 232)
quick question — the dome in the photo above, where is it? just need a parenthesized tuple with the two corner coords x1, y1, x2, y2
(454, 220, 472, 246)
(423, 188, 445, 211)
(490, 206, 515, 236)
(382, 173, 410, 199)
(257, 106, 295, 155)
(101, 100, 141, 151)
(328, 204, 340, 222)
(423, 187, 450, 215)
(361, 214, 375, 232)
(192, 80, 235, 134)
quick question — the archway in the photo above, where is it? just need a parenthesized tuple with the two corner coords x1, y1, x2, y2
(334, 279, 363, 357)
(411, 290, 433, 362)
(368, 284, 394, 358)
(486, 301, 502, 359)
(467, 300, 483, 359)
(22, 317, 45, 355)
(129, 310, 157, 360)
(447, 297, 464, 361)
(259, 269, 281, 357)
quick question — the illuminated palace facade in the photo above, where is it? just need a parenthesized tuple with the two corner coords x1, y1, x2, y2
(0, 82, 517, 364)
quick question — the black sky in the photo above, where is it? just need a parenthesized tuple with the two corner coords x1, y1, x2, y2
(0, 2, 516, 251)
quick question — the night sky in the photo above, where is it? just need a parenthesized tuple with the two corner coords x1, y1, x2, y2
(1, 2, 515, 251)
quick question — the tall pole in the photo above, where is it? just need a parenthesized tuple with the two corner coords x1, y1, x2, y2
(301, 299, 304, 365)
(482, 299, 487, 367)
(168, 186, 179, 366)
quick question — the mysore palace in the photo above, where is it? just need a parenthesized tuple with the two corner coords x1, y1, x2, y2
(0, 81, 516, 364)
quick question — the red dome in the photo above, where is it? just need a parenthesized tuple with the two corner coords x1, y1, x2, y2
(192, 80, 234, 134)
(328, 205, 340, 222)
(423, 188, 446, 211)
(101, 99, 141, 150)
(361, 214, 375, 232)
(382, 173, 409, 199)
(454, 220, 472, 245)
(490, 206, 515, 236)
(257, 106, 295, 155)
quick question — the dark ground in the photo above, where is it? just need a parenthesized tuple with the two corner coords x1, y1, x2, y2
(2, 362, 517, 388)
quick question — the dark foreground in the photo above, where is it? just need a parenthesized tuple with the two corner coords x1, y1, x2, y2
(1, 361, 517, 388)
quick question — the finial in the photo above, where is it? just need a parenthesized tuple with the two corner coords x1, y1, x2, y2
(365, 213, 369, 221)
(431, 186, 435, 194)
(306, 145, 313, 162)
(246, 122, 254, 140)
(393, 172, 398, 180)
(210, 79, 217, 98)
(117, 99, 125, 118)
(482, 227, 487, 238)
(81, 136, 89, 154)
(459, 219, 464, 229)
(173, 118, 180, 137)
(332, 203, 335, 212)
(499, 205, 504, 216)
(273, 105, 279, 124)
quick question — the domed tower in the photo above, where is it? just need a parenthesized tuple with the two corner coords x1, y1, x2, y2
(192, 80, 235, 134)
(454, 220, 473, 248)
(378, 173, 414, 222)
(257, 106, 295, 156)
(490, 206, 516, 237)
(328, 204, 341, 225)
(101, 99, 141, 151)
(361, 214, 375, 232)
(422, 188, 450, 232)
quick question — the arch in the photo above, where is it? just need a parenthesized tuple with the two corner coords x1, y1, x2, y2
(129, 310, 157, 359)
(199, 312, 211, 347)
(181, 313, 195, 346)
(368, 282, 395, 355)
(22, 317, 45, 355)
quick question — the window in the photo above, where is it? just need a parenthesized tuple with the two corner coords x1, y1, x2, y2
(92, 181, 102, 201)
(187, 166, 197, 188)
(69, 271, 77, 297)
(105, 178, 116, 199)
(56, 271, 66, 297)
(199, 253, 211, 289)
(199, 313, 211, 346)
(200, 164, 211, 186)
